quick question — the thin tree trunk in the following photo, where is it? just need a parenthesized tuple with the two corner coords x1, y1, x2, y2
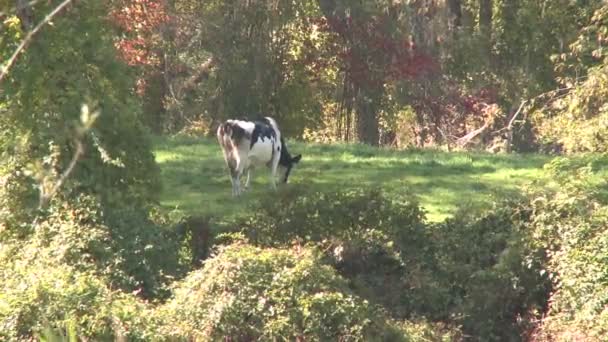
(448, 0, 462, 31)
(15, 0, 34, 30)
(345, 88, 353, 142)
(355, 90, 380, 146)
(479, 0, 493, 63)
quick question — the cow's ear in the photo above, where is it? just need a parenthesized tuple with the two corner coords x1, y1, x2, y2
(292, 154, 302, 163)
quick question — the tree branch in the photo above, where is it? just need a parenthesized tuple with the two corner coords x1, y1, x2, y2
(178, 57, 215, 96)
(38, 138, 83, 209)
(456, 120, 491, 147)
(0, 0, 74, 85)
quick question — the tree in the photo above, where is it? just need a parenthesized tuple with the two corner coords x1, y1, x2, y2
(110, 0, 170, 133)
(0, 0, 178, 303)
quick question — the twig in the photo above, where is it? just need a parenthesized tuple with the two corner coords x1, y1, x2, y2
(38, 138, 84, 209)
(0, 0, 74, 84)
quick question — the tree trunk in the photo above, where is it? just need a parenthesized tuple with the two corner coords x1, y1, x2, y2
(448, 0, 462, 30)
(479, 0, 493, 63)
(15, 0, 34, 30)
(143, 71, 166, 134)
(355, 91, 380, 146)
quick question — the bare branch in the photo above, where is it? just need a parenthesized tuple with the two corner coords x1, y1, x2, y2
(38, 138, 84, 209)
(0, 0, 74, 84)
(178, 57, 215, 96)
(493, 85, 577, 136)
(508, 100, 526, 129)
(456, 120, 491, 147)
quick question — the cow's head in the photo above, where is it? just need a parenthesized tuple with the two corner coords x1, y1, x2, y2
(281, 154, 302, 183)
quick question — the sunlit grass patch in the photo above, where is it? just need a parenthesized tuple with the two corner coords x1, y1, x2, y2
(153, 135, 551, 223)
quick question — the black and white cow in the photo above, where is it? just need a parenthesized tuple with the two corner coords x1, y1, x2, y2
(217, 117, 301, 196)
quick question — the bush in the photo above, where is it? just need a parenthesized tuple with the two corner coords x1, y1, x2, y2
(0, 193, 184, 333)
(235, 187, 552, 339)
(155, 242, 405, 341)
(523, 157, 608, 340)
(236, 186, 429, 279)
(0, 253, 154, 341)
(234, 187, 445, 318)
(432, 204, 550, 341)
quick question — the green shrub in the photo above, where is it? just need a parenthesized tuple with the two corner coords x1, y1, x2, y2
(0, 2, 184, 339)
(156, 242, 405, 341)
(432, 204, 550, 341)
(523, 158, 608, 340)
(235, 186, 551, 339)
(239, 186, 425, 248)
(0, 254, 154, 341)
(234, 187, 445, 317)
(393, 320, 462, 342)
(0, 192, 184, 297)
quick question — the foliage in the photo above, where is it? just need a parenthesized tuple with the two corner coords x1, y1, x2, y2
(232, 185, 554, 340)
(0, 231, 155, 341)
(524, 155, 608, 340)
(5, 0, 608, 340)
(1, 1, 161, 214)
(238, 187, 425, 247)
(155, 242, 406, 341)
(0, 3, 184, 339)
(0, 192, 184, 338)
(111, 0, 169, 68)
(153, 0, 324, 135)
(432, 203, 551, 340)
(0, 0, 180, 292)
(394, 320, 462, 342)
(10, 0, 596, 150)
(234, 187, 448, 317)
(535, 65, 608, 153)
(534, 3, 608, 153)
(111, 0, 597, 149)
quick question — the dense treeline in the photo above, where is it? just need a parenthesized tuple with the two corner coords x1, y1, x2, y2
(107, 0, 607, 152)
(2, 0, 608, 341)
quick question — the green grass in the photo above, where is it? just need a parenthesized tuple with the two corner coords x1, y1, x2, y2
(153, 135, 551, 223)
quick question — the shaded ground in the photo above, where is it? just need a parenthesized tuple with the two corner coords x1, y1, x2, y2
(153, 135, 550, 223)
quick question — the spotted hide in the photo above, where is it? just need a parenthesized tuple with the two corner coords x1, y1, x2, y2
(217, 117, 301, 196)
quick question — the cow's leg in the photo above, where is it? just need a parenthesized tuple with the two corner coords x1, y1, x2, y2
(229, 167, 240, 197)
(234, 172, 242, 196)
(229, 157, 244, 197)
(244, 166, 253, 190)
(269, 149, 280, 190)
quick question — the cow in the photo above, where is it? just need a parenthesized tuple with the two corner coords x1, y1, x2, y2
(217, 117, 302, 196)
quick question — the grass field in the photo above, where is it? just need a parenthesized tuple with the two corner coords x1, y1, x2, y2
(153, 135, 551, 223)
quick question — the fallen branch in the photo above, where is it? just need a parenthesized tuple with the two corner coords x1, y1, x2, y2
(493, 100, 528, 136)
(179, 57, 215, 96)
(456, 120, 491, 147)
(508, 100, 526, 129)
(0, 0, 74, 84)
(492, 85, 576, 137)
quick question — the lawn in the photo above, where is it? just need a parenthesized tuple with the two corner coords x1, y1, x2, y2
(153, 135, 551, 223)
